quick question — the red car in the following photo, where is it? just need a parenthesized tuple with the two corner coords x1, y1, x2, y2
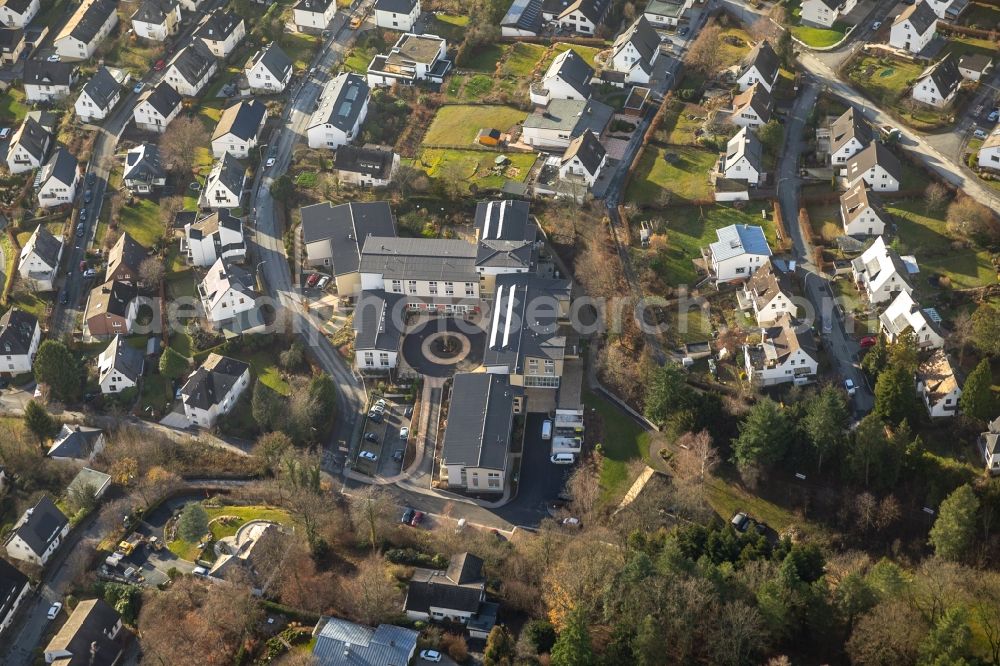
(859, 335, 877, 349)
(79, 260, 87, 271)
(410, 510, 424, 527)
(153, 59, 165, 71)
(305, 273, 321, 287)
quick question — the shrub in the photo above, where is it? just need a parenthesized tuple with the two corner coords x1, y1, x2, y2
(385, 547, 448, 569)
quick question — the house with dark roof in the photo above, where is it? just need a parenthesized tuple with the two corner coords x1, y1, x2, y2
(541, 0, 611, 35)
(44, 599, 126, 665)
(844, 142, 902, 191)
(4, 495, 70, 565)
(74, 66, 128, 123)
(18, 224, 62, 290)
(558, 130, 607, 189)
(67, 467, 112, 500)
(717, 126, 763, 185)
(840, 182, 888, 236)
(917, 349, 961, 418)
(366, 32, 451, 87)
(645, 0, 692, 27)
(744, 313, 819, 386)
(440, 373, 519, 492)
(800, 0, 855, 28)
(180, 353, 251, 427)
(334, 144, 399, 188)
(737, 40, 780, 93)
(307, 72, 369, 150)
(133, 81, 183, 133)
(36, 148, 80, 209)
(890, 0, 937, 54)
(23, 59, 77, 102)
(0, 26, 26, 64)
(529, 48, 593, 105)
(311, 618, 418, 666)
(293, 0, 337, 33)
(913, 54, 961, 108)
(957, 53, 991, 81)
(97, 335, 144, 394)
(184, 210, 246, 266)
(48, 423, 107, 460)
(123, 143, 166, 194)
(353, 290, 404, 371)
(198, 257, 258, 325)
(522, 97, 613, 149)
(0, 0, 39, 29)
(106, 232, 147, 283)
(245, 43, 293, 93)
(851, 236, 914, 304)
(131, 0, 181, 41)
(729, 82, 772, 129)
(404, 552, 499, 637)
(738, 260, 796, 325)
(501, 0, 544, 36)
(301, 200, 396, 295)
(926, 0, 969, 20)
(0, 557, 30, 635)
(6, 115, 50, 173)
(211, 99, 267, 158)
(84, 280, 138, 338)
(53, 0, 117, 60)
(164, 40, 218, 97)
(880, 290, 945, 349)
(196, 9, 245, 58)
(200, 152, 247, 210)
(374, 0, 420, 31)
(829, 106, 873, 165)
(608, 16, 661, 86)
(0, 307, 40, 375)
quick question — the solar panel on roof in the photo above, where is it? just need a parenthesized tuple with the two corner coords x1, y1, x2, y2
(345, 86, 358, 101)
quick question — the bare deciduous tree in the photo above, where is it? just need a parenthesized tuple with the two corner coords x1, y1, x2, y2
(687, 24, 723, 76)
(139, 257, 165, 287)
(341, 553, 401, 626)
(672, 430, 719, 485)
(160, 116, 210, 176)
(924, 182, 949, 212)
(348, 485, 393, 551)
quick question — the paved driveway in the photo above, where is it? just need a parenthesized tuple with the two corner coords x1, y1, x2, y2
(495, 413, 571, 526)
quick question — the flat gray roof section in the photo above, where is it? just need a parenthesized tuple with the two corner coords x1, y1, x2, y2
(441, 372, 518, 471)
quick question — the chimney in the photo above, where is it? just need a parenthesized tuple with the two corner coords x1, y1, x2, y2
(89, 641, 98, 666)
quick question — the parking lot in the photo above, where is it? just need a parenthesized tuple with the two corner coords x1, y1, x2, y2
(355, 397, 413, 476)
(496, 413, 574, 527)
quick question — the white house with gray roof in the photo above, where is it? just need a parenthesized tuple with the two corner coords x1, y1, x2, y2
(184, 210, 246, 266)
(522, 98, 613, 150)
(293, 0, 337, 32)
(360, 237, 481, 313)
(53, 0, 117, 61)
(199, 257, 258, 325)
(131, 0, 180, 41)
(529, 48, 593, 105)
(913, 54, 961, 108)
(829, 106, 873, 165)
(301, 200, 397, 295)
(840, 183, 888, 236)
(704, 223, 772, 282)
(47, 425, 106, 460)
(366, 33, 451, 87)
(22, 59, 77, 102)
(307, 72, 369, 150)
(607, 16, 661, 86)
(97, 334, 144, 394)
(200, 153, 246, 209)
(744, 313, 819, 386)
(18, 225, 62, 290)
(374, 0, 420, 31)
(0, 0, 39, 29)
(737, 40, 780, 92)
(311, 618, 418, 666)
(211, 99, 267, 159)
(844, 142, 902, 191)
(164, 40, 217, 97)
(851, 236, 914, 304)
(979, 417, 1000, 473)
(334, 144, 399, 188)
(36, 148, 80, 209)
(0, 557, 30, 635)
(890, 1, 937, 53)
(542, 0, 611, 35)
(6, 116, 50, 173)
(718, 127, 763, 185)
(800, 0, 855, 28)
(558, 130, 607, 188)
(879, 291, 945, 348)
(180, 353, 250, 427)
(729, 83, 772, 129)
(133, 81, 182, 133)
(195, 9, 245, 58)
(0, 308, 39, 374)
(123, 143, 166, 194)
(4, 496, 70, 566)
(644, 0, 692, 27)
(75, 66, 128, 123)
(353, 290, 404, 371)
(245, 43, 293, 94)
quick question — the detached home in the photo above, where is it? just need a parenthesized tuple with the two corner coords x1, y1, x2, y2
(404, 552, 498, 637)
(718, 126, 763, 185)
(844, 142, 902, 191)
(729, 83, 771, 129)
(195, 9, 245, 58)
(311, 619, 418, 666)
(829, 106, 873, 165)
(739, 260, 796, 325)
(245, 43, 293, 94)
(851, 236, 914, 304)
(374, 0, 420, 31)
(211, 99, 267, 159)
(4, 496, 69, 566)
(200, 153, 246, 210)
(978, 417, 1000, 473)
(133, 81, 182, 133)
(180, 353, 251, 427)
(293, 0, 337, 33)
(22, 59, 76, 103)
(917, 350, 961, 418)
(53, 0, 117, 61)
(334, 144, 399, 188)
(0, 27, 25, 65)
(800, 0, 855, 28)
(957, 53, 991, 81)
(75, 66, 127, 123)
(36, 148, 80, 209)
(198, 258, 258, 325)
(542, 0, 610, 35)
(737, 40, 780, 92)
(48, 425, 105, 461)
(97, 335, 143, 395)
(840, 183, 888, 236)
(925, 0, 967, 21)
(131, 0, 181, 41)
(501, 0, 545, 36)
(890, 1, 937, 54)
(644, 0, 692, 27)
(123, 143, 166, 194)
(306, 72, 369, 149)
(704, 223, 772, 282)
(0, 0, 39, 29)
(18, 225, 62, 290)
(106, 232, 147, 283)
(607, 15, 661, 86)
(522, 98, 613, 149)
(978, 131, 1000, 171)
(164, 40, 218, 97)
(0, 557, 30, 635)
(0, 308, 39, 375)
(529, 48, 593, 106)
(744, 313, 818, 386)
(558, 131, 607, 188)
(6, 116, 50, 173)
(367, 33, 451, 87)
(84, 280, 138, 338)
(879, 290, 945, 348)
(184, 210, 246, 266)
(913, 54, 961, 108)
(44, 599, 125, 666)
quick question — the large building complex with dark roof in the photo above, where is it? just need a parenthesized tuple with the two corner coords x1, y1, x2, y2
(302, 201, 396, 295)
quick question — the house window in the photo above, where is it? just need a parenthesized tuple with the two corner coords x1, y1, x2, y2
(488, 472, 500, 488)
(408, 280, 417, 294)
(465, 282, 475, 296)
(445, 282, 454, 296)
(391, 279, 402, 293)
(429, 281, 438, 294)
(544, 360, 555, 374)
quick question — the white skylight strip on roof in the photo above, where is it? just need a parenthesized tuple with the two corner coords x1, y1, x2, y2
(483, 201, 494, 239)
(497, 200, 506, 238)
(502, 284, 516, 348)
(489, 284, 503, 348)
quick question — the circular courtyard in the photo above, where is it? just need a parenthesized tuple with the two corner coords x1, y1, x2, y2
(401, 317, 485, 378)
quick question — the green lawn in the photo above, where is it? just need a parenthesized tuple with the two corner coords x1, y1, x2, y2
(625, 145, 716, 204)
(941, 34, 998, 60)
(584, 391, 652, 504)
(414, 149, 536, 192)
(119, 198, 163, 247)
(279, 32, 320, 72)
(550, 42, 604, 67)
(718, 27, 754, 68)
(960, 2, 1000, 29)
(139, 375, 174, 420)
(427, 13, 469, 42)
(705, 477, 827, 539)
(10, 289, 48, 320)
(343, 41, 377, 73)
(464, 44, 505, 73)
(167, 503, 293, 562)
(242, 350, 291, 396)
(170, 330, 194, 358)
(0, 88, 28, 125)
(660, 103, 711, 146)
(502, 42, 548, 77)
(422, 105, 527, 146)
(806, 202, 843, 243)
(791, 22, 847, 47)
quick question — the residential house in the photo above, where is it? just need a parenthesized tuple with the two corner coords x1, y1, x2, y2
(123, 143, 166, 194)
(245, 43, 293, 94)
(703, 223, 772, 282)
(334, 144, 399, 187)
(607, 15, 660, 86)
(22, 59, 76, 103)
(522, 98, 613, 149)
(957, 53, 991, 81)
(178, 0, 204, 8)
(164, 41, 218, 97)
(737, 40, 780, 92)
(53, 0, 117, 61)
(211, 99, 267, 158)
(840, 183, 888, 236)
(558, 130, 607, 188)
(301, 200, 396, 295)
(200, 153, 247, 210)
(0, 27, 26, 64)
(844, 142, 902, 191)
(440, 373, 518, 492)
(644, 0, 693, 27)
(717, 126, 763, 185)
(729, 83, 772, 129)
(44, 599, 125, 666)
(473, 199, 538, 294)
(501, 0, 545, 36)
(184, 210, 246, 266)
(198, 258, 258, 325)
(541, 0, 611, 35)
(6, 116, 49, 173)
(800, 0, 856, 28)
(889, 1, 937, 54)
(84, 280, 138, 338)
(17, 225, 62, 290)
(913, 54, 961, 107)
(36, 148, 80, 209)
(829, 106, 873, 165)
(738, 260, 796, 325)
(978, 130, 1000, 171)
(47, 424, 106, 460)
(106, 232, 147, 283)
(311, 618, 418, 666)
(851, 235, 914, 304)
(208, 521, 287, 594)
(96, 334, 144, 395)
(366, 33, 451, 87)
(925, 0, 968, 21)
(131, 0, 181, 41)
(195, 10, 245, 58)
(978, 416, 1000, 473)
(744, 313, 819, 386)
(67, 467, 111, 500)
(306, 72, 369, 150)
(0, 308, 39, 375)
(0, 557, 30, 635)
(3, 496, 70, 565)
(529, 48, 593, 106)
(74, 66, 127, 123)
(916, 349, 961, 418)
(879, 291, 945, 348)
(293, 0, 337, 33)
(133, 81, 182, 133)
(374, 0, 420, 31)
(404, 552, 498, 638)
(0, 0, 39, 29)
(180, 353, 251, 427)
(353, 290, 404, 371)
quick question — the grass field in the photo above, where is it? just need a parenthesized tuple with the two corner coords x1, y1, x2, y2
(941, 34, 998, 60)
(139, 375, 174, 419)
(791, 21, 848, 47)
(503, 42, 547, 77)
(280, 32, 321, 72)
(241, 350, 290, 396)
(0, 88, 28, 125)
(551, 42, 604, 67)
(659, 103, 711, 145)
(464, 44, 505, 73)
(807, 202, 844, 242)
(705, 476, 827, 540)
(167, 504, 293, 562)
(427, 13, 469, 42)
(119, 199, 163, 247)
(423, 105, 527, 146)
(414, 149, 536, 192)
(625, 145, 716, 205)
(584, 391, 652, 504)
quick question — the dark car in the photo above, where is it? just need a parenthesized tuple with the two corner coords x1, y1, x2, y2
(678, 26, 689, 36)
(410, 510, 424, 527)
(401, 508, 415, 524)
(84, 189, 93, 204)
(60, 292, 69, 305)
(79, 208, 88, 222)
(86, 173, 96, 186)
(367, 410, 383, 423)
(154, 59, 165, 71)
(364, 432, 378, 443)
(76, 225, 85, 237)
(392, 448, 404, 462)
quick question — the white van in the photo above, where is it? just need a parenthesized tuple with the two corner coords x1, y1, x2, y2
(192, 566, 209, 577)
(551, 452, 575, 465)
(541, 420, 552, 440)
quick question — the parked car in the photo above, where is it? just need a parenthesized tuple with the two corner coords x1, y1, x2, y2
(60, 292, 69, 305)
(0, 127, 10, 140)
(133, 81, 144, 94)
(399, 426, 409, 440)
(47, 602, 62, 619)
(419, 650, 442, 663)
(871, 20, 882, 29)
(678, 26, 689, 36)
(305, 273, 321, 287)
(404, 405, 413, 418)
(551, 452, 575, 464)
(410, 510, 424, 526)
(359, 451, 378, 462)
(989, 109, 999, 122)
(730, 511, 751, 532)
(153, 59, 165, 71)
(79, 260, 87, 271)
(562, 517, 581, 527)
(192, 566, 208, 576)
(79, 208, 88, 222)
(316, 275, 330, 289)
(844, 378, 857, 396)
(974, 129, 988, 140)
(367, 410, 383, 423)
(76, 225, 85, 237)
(46, 54, 60, 62)
(859, 335, 877, 349)
(392, 448, 404, 462)
(83, 269, 96, 279)
(401, 507, 415, 524)
(364, 432, 379, 443)
(84, 189, 93, 204)
(87, 173, 96, 186)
